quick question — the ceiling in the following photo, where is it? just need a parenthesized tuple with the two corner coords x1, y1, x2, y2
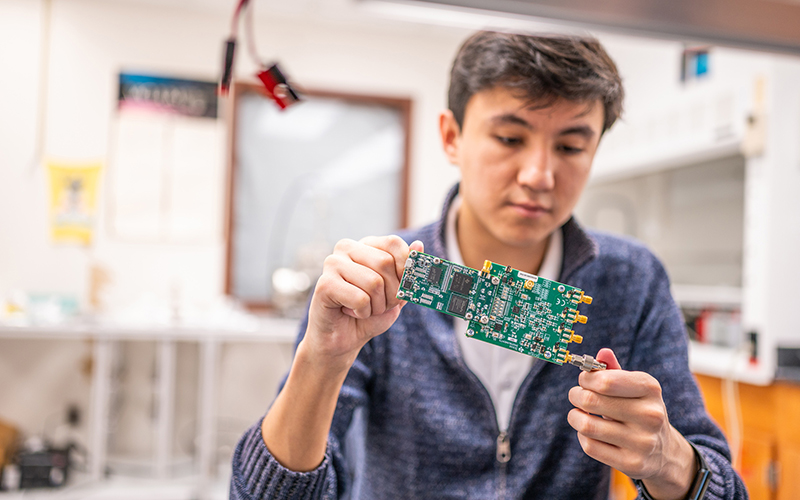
(99, 0, 800, 54)
(371, 0, 800, 54)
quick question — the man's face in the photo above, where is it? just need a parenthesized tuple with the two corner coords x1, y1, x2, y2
(441, 87, 604, 249)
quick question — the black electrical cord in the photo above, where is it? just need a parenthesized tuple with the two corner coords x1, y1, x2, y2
(222, 0, 264, 93)
(220, 0, 249, 94)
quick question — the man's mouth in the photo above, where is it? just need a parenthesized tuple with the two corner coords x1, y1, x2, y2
(509, 202, 551, 217)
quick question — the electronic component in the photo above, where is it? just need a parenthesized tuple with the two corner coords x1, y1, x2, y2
(447, 294, 470, 316)
(428, 266, 443, 285)
(565, 353, 607, 371)
(449, 272, 474, 295)
(14, 448, 69, 489)
(256, 64, 300, 110)
(397, 250, 604, 371)
(220, 38, 237, 94)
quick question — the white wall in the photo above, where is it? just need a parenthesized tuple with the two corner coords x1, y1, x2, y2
(3, 0, 761, 315)
(0, 0, 471, 460)
(0, 0, 471, 312)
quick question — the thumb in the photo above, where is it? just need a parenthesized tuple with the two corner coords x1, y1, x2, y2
(595, 348, 622, 370)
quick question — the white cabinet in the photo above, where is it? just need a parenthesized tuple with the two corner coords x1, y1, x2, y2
(576, 51, 800, 385)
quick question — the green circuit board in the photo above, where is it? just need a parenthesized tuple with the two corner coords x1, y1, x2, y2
(397, 250, 593, 366)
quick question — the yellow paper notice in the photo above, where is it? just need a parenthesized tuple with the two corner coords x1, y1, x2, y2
(47, 162, 102, 245)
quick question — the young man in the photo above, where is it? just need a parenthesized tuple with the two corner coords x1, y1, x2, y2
(231, 32, 747, 499)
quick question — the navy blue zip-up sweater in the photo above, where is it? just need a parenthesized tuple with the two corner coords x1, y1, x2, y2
(231, 186, 747, 500)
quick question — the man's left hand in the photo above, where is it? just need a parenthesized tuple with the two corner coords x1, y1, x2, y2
(567, 348, 698, 500)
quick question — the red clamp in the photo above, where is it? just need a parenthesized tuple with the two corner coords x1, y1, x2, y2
(257, 64, 301, 110)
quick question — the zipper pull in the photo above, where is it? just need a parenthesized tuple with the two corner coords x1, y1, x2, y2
(496, 432, 511, 464)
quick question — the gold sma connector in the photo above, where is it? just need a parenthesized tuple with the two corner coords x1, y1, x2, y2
(573, 290, 594, 305)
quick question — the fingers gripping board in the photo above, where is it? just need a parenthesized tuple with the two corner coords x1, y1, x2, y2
(397, 250, 595, 367)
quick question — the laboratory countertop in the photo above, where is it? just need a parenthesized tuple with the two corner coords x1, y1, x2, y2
(0, 316, 300, 343)
(3, 319, 791, 384)
(775, 367, 800, 384)
(0, 474, 231, 500)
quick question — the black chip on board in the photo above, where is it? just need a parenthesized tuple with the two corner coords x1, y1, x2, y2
(403, 279, 414, 290)
(449, 272, 474, 295)
(512, 306, 520, 314)
(427, 266, 443, 285)
(447, 294, 469, 317)
(493, 322, 503, 332)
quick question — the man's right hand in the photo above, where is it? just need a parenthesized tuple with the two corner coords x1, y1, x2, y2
(301, 235, 425, 373)
(262, 235, 423, 472)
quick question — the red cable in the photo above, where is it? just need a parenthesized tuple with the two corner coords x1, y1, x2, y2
(230, 0, 248, 37)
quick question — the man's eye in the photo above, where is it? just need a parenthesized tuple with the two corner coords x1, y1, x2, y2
(495, 136, 522, 146)
(557, 144, 583, 154)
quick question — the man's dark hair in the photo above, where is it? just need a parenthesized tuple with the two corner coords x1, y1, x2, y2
(448, 31, 624, 133)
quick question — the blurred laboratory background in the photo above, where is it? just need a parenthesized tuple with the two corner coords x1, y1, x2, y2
(1, 0, 800, 498)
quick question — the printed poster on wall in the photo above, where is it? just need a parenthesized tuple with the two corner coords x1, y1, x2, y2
(108, 72, 223, 243)
(47, 161, 102, 245)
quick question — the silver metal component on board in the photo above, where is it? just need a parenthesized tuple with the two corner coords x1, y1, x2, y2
(567, 354, 607, 372)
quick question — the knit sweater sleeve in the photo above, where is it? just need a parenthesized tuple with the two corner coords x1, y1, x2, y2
(229, 317, 374, 500)
(624, 252, 748, 500)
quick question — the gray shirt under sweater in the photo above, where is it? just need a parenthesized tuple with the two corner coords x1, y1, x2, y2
(230, 185, 748, 500)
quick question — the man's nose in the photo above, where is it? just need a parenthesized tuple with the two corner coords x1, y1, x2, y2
(517, 146, 555, 191)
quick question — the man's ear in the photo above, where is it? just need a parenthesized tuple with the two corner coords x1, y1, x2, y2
(439, 110, 461, 165)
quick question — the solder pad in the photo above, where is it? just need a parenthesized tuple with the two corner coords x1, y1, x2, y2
(397, 250, 592, 366)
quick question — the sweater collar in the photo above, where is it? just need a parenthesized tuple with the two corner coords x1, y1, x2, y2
(413, 184, 599, 384)
(560, 217, 599, 281)
(431, 183, 598, 281)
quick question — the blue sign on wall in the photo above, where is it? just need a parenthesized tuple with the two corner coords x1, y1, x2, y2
(118, 73, 218, 119)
